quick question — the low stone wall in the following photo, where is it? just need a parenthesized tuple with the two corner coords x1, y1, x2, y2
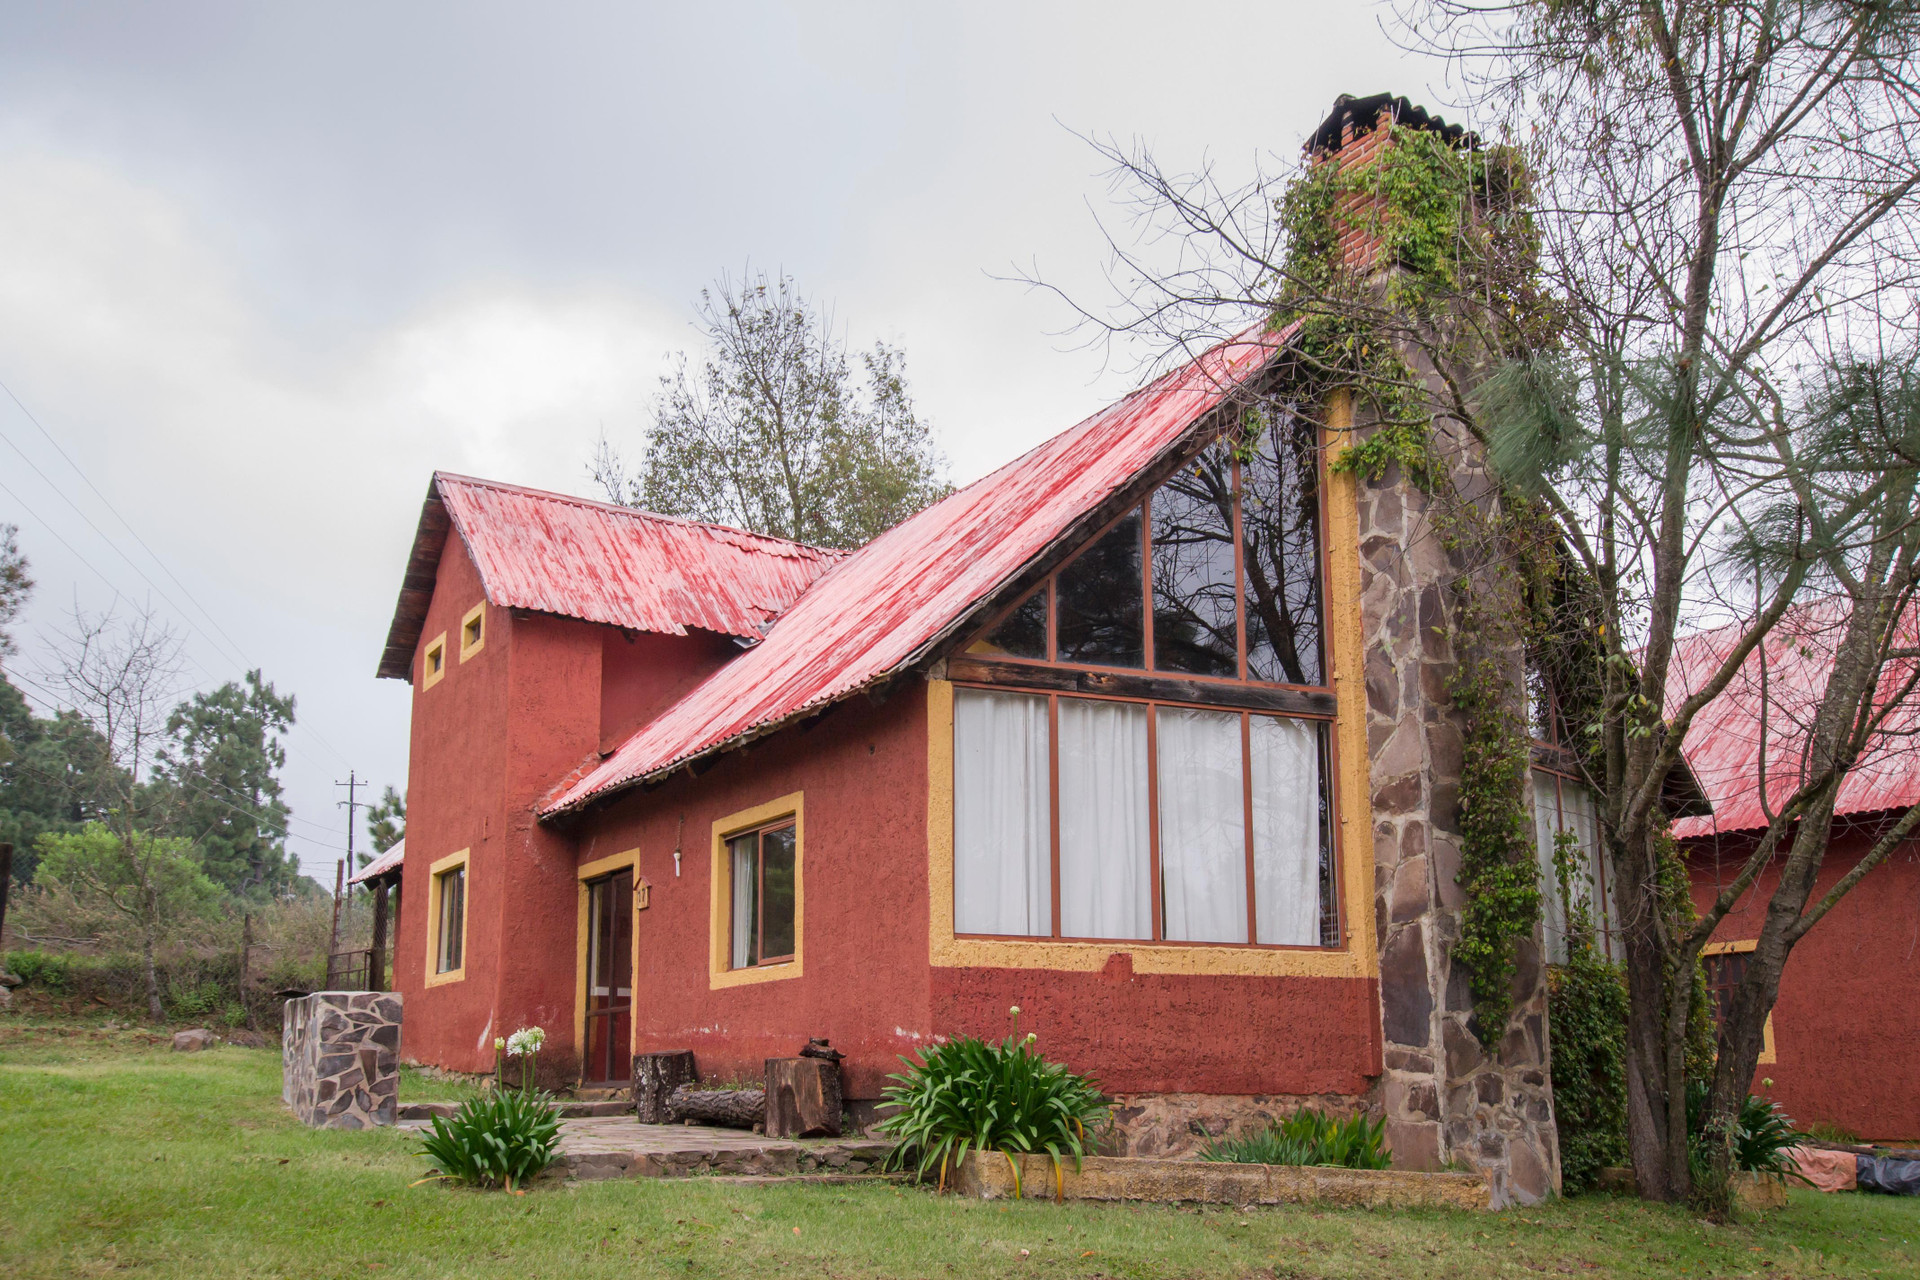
(283, 991, 402, 1129)
(1103, 1092, 1364, 1159)
(953, 1151, 1491, 1211)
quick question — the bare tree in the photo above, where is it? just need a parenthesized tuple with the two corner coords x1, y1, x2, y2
(591, 268, 951, 548)
(37, 606, 195, 1022)
(1032, 2, 1920, 1210)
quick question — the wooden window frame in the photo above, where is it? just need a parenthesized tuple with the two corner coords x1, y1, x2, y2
(459, 601, 486, 663)
(1531, 761, 1619, 962)
(951, 684, 1339, 952)
(422, 632, 448, 691)
(424, 849, 469, 987)
(707, 793, 804, 989)
(964, 424, 1333, 702)
(1702, 939, 1778, 1065)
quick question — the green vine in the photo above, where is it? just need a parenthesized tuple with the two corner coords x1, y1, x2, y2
(1271, 116, 1558, 1038)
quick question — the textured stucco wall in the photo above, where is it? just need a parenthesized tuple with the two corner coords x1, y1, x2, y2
(1689, 816, 1920, 1141)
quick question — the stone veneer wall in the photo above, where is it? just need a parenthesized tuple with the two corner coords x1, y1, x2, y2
(283, 991, 403, 1129)
(1104, 1091, 1368, 1159)
(1348, 389, 1560, 1206)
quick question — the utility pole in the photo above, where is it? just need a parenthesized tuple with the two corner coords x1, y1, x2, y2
(328, 771, 369, 987)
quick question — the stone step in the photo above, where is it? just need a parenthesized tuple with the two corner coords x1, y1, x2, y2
(398, 1097, 635, 1122)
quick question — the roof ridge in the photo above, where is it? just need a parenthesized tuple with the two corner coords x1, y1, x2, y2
(432, 471, 843, 560)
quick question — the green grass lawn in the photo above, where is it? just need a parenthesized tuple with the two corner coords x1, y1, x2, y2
(3, 1014, 1917, 1279)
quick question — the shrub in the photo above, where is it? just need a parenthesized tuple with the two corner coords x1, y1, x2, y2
(878, 1008, 1107, 1198)
(1198, 1109, 1390, 1169)
(1547, 950, 1629, 1193)
(4, 950, 74, 989)
(1685, 1082, 1806, 1182)
(416, 1090, 561, 1191)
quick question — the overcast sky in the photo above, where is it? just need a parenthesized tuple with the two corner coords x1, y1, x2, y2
(0, 2, 1441, 885)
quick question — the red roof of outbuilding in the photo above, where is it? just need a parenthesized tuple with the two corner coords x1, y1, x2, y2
(377, 475, 840, 679)
(542, 325, 1290, 815)
(1670, 598, 1920, 838)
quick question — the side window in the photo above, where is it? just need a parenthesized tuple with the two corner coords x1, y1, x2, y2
(426, 851, 469, 984)
(728, 822, 797, 969)
(459, 602, 486, 662)
(422, 633, 448, 690)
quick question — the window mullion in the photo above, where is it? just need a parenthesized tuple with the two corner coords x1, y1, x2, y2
(1048, 694, 1062, 939)
(1232, 456, 1248, 681)
(1146, 700, 1163, 943)
(1242, 710, 1257, 947)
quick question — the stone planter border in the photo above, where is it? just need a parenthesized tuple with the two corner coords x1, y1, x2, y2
(953, 1151, 1491, 1211)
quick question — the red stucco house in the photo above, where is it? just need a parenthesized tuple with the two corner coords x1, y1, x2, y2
(1673, 604, 1920, 1142)
(373, 95, 1577, 1205)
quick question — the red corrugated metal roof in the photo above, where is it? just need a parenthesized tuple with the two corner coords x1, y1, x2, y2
(542, 326, 1290, 815)
(1670, 598, 1920, 838)
(347, 839, 405, 886)
(439, 474, 841, 638)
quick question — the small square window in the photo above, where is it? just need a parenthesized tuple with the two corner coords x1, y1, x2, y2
(422, 633, 448, 690)
(459, 602, 486, 662)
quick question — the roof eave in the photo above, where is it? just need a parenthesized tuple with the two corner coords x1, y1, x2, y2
(375, 476, 455, 681)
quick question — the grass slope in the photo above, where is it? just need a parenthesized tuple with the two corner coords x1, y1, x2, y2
(2, 1017, 1917, 1279)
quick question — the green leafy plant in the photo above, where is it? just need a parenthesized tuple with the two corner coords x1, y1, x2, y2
(1198, 1109, 1390, 1169)
(415, 1089, 560, 1191)
(1685, 1083, 1808, 1184)
(878, 1006, 1108, 1198)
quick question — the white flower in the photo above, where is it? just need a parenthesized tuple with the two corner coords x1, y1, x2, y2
(494, 1037, 506, 1051)
(505, 1026, 547, 1057)
(1008, 1005, 1021, 1017)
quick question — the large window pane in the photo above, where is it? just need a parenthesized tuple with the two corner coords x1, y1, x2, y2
(974, 590, 1048, 660)
(1151, 445, 1239, 677)
(436, 867, 464, 973)
(1249, 714, 1322, 945)
(729, 833, 757, 968)
(760, 825, 797, 961)
(1242, 409, 1325, 685)
(953, 690, 1052, 935)
(1533, 772, 1611, 963)
(1056, 512, 1145, 668)
(1156, 707, 1248, 943)
(1057, 697, 1151, 939)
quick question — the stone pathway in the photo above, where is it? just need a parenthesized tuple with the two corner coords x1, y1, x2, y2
(554, 1117, 894, 1181)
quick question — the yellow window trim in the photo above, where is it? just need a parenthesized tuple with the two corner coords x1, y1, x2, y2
(424, 848, 470, 987)
(422, 632, 448, 691)
(924, 394, 1377, 980)
(574, 849, 640, 1070)
(459, 601, 487, 662)
(709, 793, 804, 989)
(1702, 939, 1777, 1065)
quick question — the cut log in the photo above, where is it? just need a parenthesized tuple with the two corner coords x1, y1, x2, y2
(764, 1056, 843, 1138)
(633, 1051, 698, 1123)
(667, 1084, 765, 1129)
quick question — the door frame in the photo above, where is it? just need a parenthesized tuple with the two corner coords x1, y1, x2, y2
(575, 849, 639, 1085)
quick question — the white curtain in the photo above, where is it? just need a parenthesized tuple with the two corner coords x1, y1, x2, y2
(730, 833, 757, 968)
(1058, 697, 1152, 939)
(1531, 771, 1571, 964)
(953, 689, 1052, 935)
(1249, 714, 1321, 946)
(1156, 707, 1248, 943)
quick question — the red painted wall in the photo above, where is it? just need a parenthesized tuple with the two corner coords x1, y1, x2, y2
(1688, 815, 1920, 1140)
(599, 628, 737, 754)
(572, 683, 1381, 1102)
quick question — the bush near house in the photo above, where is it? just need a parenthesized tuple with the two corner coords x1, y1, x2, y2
(1548, 951, 1630, 1193)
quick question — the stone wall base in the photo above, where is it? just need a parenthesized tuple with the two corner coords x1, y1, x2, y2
(283, 991, 402, 1129)
(1103, 1092, 1367, 1159)
(954, 1150, 1490, 1210)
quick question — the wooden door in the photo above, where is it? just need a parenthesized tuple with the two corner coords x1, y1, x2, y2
(583, 869, 634, 1085)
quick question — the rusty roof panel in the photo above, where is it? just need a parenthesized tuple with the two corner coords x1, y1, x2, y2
(1670, 598, 1920, 838)
(542, 326, 1289, 816)
(377, 476, 841, 680)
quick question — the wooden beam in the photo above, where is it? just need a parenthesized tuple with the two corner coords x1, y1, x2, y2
(947, 656, 1337, 718)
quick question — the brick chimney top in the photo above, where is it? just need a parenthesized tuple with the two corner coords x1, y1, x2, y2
(1308, 92, 1474, 156)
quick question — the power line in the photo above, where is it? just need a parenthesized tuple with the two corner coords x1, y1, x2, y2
(0, 382, 357, 769)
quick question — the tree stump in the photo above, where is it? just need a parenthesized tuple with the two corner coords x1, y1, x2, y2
(633, 1051, 697, 1123)
(666, 1084, 765, 1129)
(764, 1056, 843, 1138)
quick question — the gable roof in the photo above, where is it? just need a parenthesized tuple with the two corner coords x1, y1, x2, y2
(376, 474, 841, 680)
(542, 325, 1290, 816)
(1670, 597, 1920, 838)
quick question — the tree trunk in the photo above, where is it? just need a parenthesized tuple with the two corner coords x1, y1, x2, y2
(240, 912, 259, 1032)
(142, 925, 164, 1025)
(667, 1084, 765, 1129)
(764, 1057, 842, 1138)
(633, 1050, 698, 1123)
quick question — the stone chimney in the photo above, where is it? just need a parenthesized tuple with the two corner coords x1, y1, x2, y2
(1309, 94, 1560, 1206)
